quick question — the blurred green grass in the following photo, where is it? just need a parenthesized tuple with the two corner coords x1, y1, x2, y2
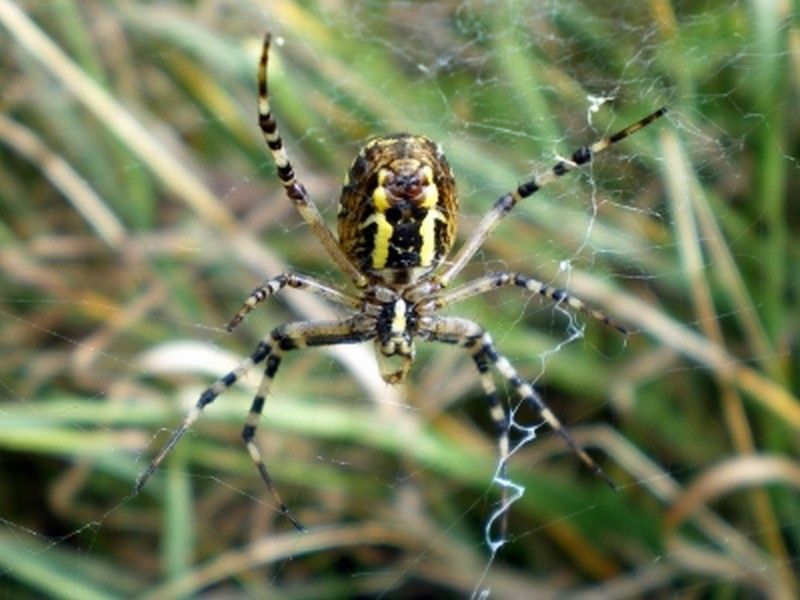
(1, 0, 799, 598)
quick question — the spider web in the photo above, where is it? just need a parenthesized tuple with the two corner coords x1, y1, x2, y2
(1, 0, 799, 598)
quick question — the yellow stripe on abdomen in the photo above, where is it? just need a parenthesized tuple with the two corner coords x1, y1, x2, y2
(367, 213, 393, 269)
(418, 208, 443, 266)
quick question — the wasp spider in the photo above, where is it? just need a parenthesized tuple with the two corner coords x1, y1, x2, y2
(134, 34, 667, 532)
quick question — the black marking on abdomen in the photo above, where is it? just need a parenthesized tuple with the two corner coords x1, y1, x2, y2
(387, 221, 422, 269)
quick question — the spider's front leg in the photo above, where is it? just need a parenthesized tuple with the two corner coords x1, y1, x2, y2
(134, 317, 373, 532)
(421, 316, 614, 538)
(133, 336, 273, 497)
(238, 318, 373, 530)
(419, 316, 513, 538)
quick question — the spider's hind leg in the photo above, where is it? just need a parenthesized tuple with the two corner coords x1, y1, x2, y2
(421, 317, 515, 540)
(257, 34, 367, 288)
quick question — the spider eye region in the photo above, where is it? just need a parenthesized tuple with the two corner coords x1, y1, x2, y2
(338, 134, 458, 286)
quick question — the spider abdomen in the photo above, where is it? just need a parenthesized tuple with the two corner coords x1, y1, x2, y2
(337, 134, 458, 286)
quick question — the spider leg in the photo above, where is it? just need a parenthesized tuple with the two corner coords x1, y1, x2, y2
(133, 338, 273, 495)
(243, 353, 304, 531)
(227, 272, 361, 331)
(434, 271, 626, 333)
(475, 328, 614, 488)
(135, 317, 373, 531)
(438, 107, 667, 286)
(258, 35, 367, 289)
(419, 317, 512, 538)
(471, 334, 512, 540)
(421, 316, 614, 536)
(241, 318, 372, 530)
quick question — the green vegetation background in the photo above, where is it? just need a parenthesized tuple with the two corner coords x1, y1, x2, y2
(1, 1, 798, 598)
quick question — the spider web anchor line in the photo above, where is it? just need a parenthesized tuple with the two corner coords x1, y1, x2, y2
(472, 423, 536, 599)
(485, 464, 526, 553)
(469, 452, 527, 599)
(483, 391, 561, 554)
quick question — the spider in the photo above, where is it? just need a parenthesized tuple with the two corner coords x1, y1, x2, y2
(134, 33, 666, 533)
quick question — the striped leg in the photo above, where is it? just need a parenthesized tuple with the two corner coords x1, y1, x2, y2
(238, 318, 373, 530)
(422, 316, 614, 534)
(134, 317, 373, 531)
(420, 317, 513, 539)
(434, 271, 626, 333)
(258, 35, 367, 289)
(471, 334, 512, 541)
(241, 340, 304, 530)
(438, 106, 668, 286)
(133, 339, 272, 495)
(240, 340, 301, 529)
(424, 317, 511, 480)
(470, 326, 614, 488)
(226, 272, 361, 331)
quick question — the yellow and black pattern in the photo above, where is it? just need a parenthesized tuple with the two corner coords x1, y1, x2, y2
(135, 33, 667, 537)
(338, 134, 457, 285)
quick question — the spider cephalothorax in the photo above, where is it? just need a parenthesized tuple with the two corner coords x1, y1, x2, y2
(134, 33, 666, 536)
